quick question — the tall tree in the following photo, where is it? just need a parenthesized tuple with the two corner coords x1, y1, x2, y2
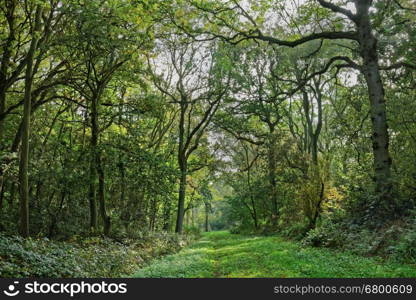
(185, 0, 416, 215)
(18, 4, 43, 237)
(149, 38, 230, 233)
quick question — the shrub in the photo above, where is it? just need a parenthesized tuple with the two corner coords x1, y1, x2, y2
(183, 226, 202, 237)
(302, 218, 347, 248)
(0, 232, 196, 278)
(300, 209, 416, 264)
(390, 228, 416, 263)
(279, 222, 310, 240)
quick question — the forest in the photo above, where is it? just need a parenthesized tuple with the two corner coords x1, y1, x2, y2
(0, 0, 416, 278)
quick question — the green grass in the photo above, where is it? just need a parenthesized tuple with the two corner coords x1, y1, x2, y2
(134, 231, 416, 278)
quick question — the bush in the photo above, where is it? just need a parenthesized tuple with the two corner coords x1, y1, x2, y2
(386, 213, 416, 263)
(0, 232, 196, 278)
(229, 225, 257, 235)
(183, 226, 202, 237)
(302, 220, 346, 248)
(279, 222, 310, 240)
(390, 228, 416, 263)
(229, 227, 240, 234)
(300, 209, 416, 264)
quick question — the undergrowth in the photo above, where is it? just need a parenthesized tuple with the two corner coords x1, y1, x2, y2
(0, 232, 197, 277)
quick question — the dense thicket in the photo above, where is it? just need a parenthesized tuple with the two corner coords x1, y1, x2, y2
(0, 0, 415, 268)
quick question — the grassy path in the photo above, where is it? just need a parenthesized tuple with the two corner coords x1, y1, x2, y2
(134, 231, 416, 278)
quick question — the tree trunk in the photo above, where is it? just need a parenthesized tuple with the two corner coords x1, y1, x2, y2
(9, 181, 16, 207)
(97, 152, 110, 235)
(312, 78, 323, 165)
(175, 101, 187, 234)
(309, 182, 325, 230)
(267, 128, 278, 225)
(244, 146, 258, 229)
(301, 89, 313, 156)
(175, 162, 186, 233)
(89, 90, 110, 235)
(149, 196, 157, 231)
(0, 89, 6, 148)
(88, 94, 99, 231)
(162, 201, 171, 231)
(356, 2, 393, 210)
(204, 202, 210, 232)
(18, 6, 42, 237)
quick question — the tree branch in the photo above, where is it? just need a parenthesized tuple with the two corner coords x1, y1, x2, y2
(317, 0, 357, 22)
(243, 30, 359, 47)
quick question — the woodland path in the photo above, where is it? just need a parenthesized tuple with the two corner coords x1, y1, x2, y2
(134, 231, 416, 278)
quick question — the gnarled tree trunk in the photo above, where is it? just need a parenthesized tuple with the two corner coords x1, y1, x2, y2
(355, 2, 393, 211)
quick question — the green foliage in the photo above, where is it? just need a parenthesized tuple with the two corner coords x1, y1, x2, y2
(279, 222, 310, 240)
(302, 220, 346, 248)
(0, 232, 195, 278)
(390, 228, 416, 264)
(301, 211, 416, 264)
(182, 226, 202, 237)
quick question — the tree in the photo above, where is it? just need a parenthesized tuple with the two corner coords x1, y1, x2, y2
(18, 4, 43, 237)
(149, 38, 230, 233)
(61, 0, 153, 234)
(181, 0, 416, 216)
